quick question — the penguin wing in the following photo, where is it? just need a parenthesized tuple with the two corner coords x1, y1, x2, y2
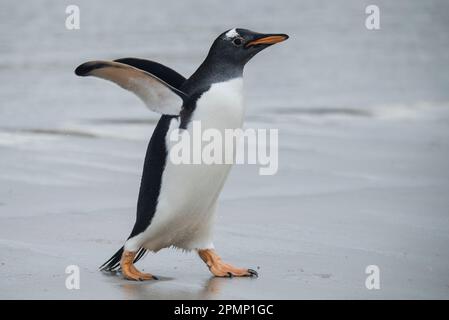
(75, 60, 187, 115)
(113, 58, 186, 89)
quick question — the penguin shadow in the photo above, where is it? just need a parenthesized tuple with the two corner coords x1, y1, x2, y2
(116, 275, 235, 300)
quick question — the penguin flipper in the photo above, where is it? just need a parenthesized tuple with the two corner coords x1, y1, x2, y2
(75, 60, 187, 115)
(114, 58, 186, 90)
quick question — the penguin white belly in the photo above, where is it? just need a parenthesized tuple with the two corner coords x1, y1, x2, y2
(129, 78, 244, 252)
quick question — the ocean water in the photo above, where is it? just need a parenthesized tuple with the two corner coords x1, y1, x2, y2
(0, 0, 448, 132)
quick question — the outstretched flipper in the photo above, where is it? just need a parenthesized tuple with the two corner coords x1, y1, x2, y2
(114, 58, 186, 89)
(75, 60, 187, 115)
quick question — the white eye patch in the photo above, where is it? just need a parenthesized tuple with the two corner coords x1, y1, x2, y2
(225, 28, 240, 39)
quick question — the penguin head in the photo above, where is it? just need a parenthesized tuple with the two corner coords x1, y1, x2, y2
(207, 28, 289, 66)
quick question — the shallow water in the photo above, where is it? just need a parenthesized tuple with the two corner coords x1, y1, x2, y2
(1, 0, 448, 130)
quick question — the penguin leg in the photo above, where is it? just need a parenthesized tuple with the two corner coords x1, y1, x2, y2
(120, 250, 156, 281)
(197, 249, 258, 278)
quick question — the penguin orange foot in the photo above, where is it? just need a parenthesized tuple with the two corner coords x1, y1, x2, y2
(198, 249, 258, 278)
(120, 251, 157, 281)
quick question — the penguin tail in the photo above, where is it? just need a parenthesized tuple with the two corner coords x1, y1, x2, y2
(99, 246, 123, 271)
(99, 247, 148, 272)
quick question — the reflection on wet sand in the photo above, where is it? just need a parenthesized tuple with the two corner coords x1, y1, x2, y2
(119, 276, 231, 300)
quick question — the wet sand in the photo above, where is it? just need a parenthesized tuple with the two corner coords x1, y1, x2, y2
(1, 110, 449, 299)
(1, 0, 449, 299)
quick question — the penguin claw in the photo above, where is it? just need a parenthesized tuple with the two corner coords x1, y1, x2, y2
(198, 249, 260, 278)
(247, 269, 258, 277)
(137, 275, 158, 281)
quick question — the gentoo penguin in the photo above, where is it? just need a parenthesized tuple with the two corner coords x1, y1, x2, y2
(75, 28, 288, 281)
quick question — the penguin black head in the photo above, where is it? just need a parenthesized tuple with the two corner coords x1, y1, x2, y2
(206, 28, 289, 66)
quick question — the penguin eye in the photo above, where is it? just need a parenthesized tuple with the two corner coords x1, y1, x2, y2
(232, 38, 243, 47)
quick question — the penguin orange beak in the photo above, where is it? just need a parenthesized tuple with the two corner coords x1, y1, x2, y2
(246, 34, 289, 48)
